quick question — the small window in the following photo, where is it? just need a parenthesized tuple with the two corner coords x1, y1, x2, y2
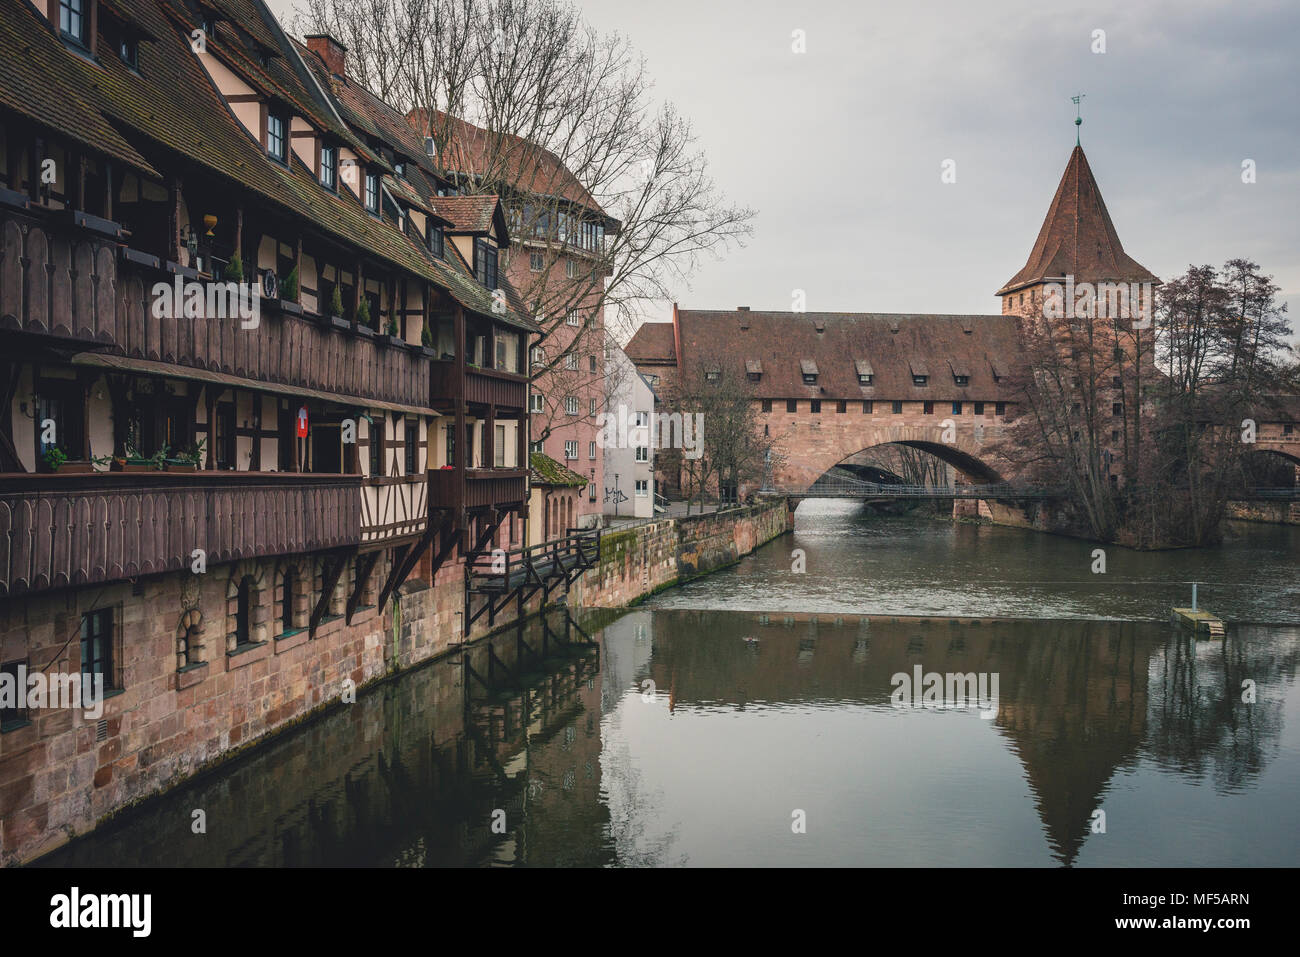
(529, 393, 544, 413)
(405, 421, 418, 474)
(634, 412, 649, 428)
(858, 373, 873, 385)
(810, 399, 821, 414)
(428, 224, 444, 258)
(565, 396, 578, 416)
(635, 480, 648, 497)
(761, 399, 772, 413)
(364, 172, 380, 213)
(954, 375, 969, 386)
(923, 401, 934, 415)
(589, 441, 597, 460)
(590, 397, 597, 416)
(267, 114, 287, 163)
(320, 146, 337, 189)
(369, 423, 383, 476)
(565, 309, 580, 326)
(635, 446, 648, 463)
(912, 375, 928, 386)
(531, 346, 545, 365)
(974, 402, 985, 415)
(281, 567, 296, 633)
(589, 355, 597, 373)
(529, 439, 544, 453)
(706, 370, 720, 382)
(566, 260, 576, 279)
(564, 440, 578, 460)
(1, 660, 28, 730)
(862, 400, 873, 414)
(802, 373, 817, 385)
(530, 252, 543, 272)
(565, 353, 579, 370)
(80, 608, 116, 690)
(952, 402, 963, 415)
(891, 401, 903, 414)
(1112, 402, 1124, 416)
(60, 0, 87, 45)
(234, 578, 255, 648)
(119, 36, 139, 69)
(1111, 430, 1121, 442)
(494, 425, 506, 467)
(475, 239, 498, 288)
(995, 402, 1006, 416)
(786, 399, 797, 413)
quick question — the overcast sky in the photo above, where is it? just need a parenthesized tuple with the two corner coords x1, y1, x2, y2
(277, 0, 1299, 342)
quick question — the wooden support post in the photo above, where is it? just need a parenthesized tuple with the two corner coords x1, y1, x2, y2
(310, 554, 348, 637)
(346, 550, 381, 624)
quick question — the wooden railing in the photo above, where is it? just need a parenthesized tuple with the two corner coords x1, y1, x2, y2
(0, 207, 431, 410)
(428, 467, 528, 511)
(429, 360, 527, 409)
(0, 471, 360, 596)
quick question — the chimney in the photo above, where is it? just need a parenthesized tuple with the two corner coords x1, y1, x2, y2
(305, 34, 348, 77)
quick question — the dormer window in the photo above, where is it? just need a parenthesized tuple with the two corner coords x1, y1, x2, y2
(858, 374, 873, 385)
(60, 0, 88, 45)
(474, 238, 498, 288)
(266, 113, 287, 163)
(319, 146, 337, 189)
(954, 375, 969, 386)
(746, 359, 762, 382)
(800, 359, 819, 385)
(912, 375, 928, 386)
(119, 35, 138, 68)
(364, 171, 379, 213)
(855, 359, 873, 386)
(705, 369, 720, 382)
(428, 224, 443, 258)
(909, 359, 929, 387)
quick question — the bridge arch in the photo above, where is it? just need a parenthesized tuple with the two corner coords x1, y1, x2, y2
(775, 422, 1009, 493)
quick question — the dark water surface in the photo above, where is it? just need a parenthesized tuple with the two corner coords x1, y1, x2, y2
(39, 506, 1300, 867)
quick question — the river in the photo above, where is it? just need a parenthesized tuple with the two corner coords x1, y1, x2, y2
(38, 503, 1300, 867)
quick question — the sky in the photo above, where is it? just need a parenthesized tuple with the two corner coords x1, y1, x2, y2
(271, 0, 1299, 343)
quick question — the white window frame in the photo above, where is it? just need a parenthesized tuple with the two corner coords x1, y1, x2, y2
(635, 480, 648, 497)
(566, 309, 580, 327)
(588, 441, 596, 460)
(635, 446, 649, 463)
(529, 393, 544, 414)
(564, 440, 578, 460)
(564, 396, 578, 416)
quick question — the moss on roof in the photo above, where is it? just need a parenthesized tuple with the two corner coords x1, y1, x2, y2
(530, 452, 588, 487)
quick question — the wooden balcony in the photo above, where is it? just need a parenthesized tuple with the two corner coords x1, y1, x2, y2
(430, 361, 528, 410)
(428, 468, 528, 511)
(0, 471, 360, 597)
(0, 207, 431, 411)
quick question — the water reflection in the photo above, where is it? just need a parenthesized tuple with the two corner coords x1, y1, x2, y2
(39, 609, 1300, 867)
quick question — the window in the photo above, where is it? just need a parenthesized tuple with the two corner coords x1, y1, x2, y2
(635, 479, 648, 497)
(952, 402, 963, 415)
(394, 162, 405, 177)
(858, 373, 873, 385)
(529, 393, 544, 413)
(706, 370, 720, 382)
(761, 399, 772, 413)
(1112, 402, 1124, 417)
(589, 441, 596, 460)
(589, 355, 597, 373)
(590, 397, 598, 416)
(566, 260, 576, 279)
(565, 396, 578, 416)
(995, 402, 1006, 416)
(60, 0, 86, 44)
(80, 608, 115, 690)
(891, 401, 903, 414)
(954, 375, 969, 386)
(119, 35, 139, 68)
(862, 400, 873, 414)
(565, 353, 579, 370)
(369, 422, 383, 476)
(912, 375, 928, 386)
(923, 401, 934, 415)
(320, 146, 337, 189)
(635, 446, 648, 463)
(786, 399, 797, 413)
(405, 421, 418, 474)
(810, 399, 821, 413)
(836, 400, 847, 413)
(1111, 430, 1121, 442)
(267, 114, 287, 163)
(1112, 376, 1123, 389)
(494, 425, 506, 467)
(531, 346, 545, 365)
(1, 661, 28, 730)
(364, 172, 380, 213)
(428, 224, 443, 258)
(234, 577, 255, 648)
(974, 402, 985, 415)
(475, 239, 498, 288)
(530, 252, 543, 272)
(564, 440, 578, 460)
(281, 567, 296, 633)
(529, 440, 543, 453)
(634, 412, 649, 428)
(802, 373, 817, 385)
(1113, 345, 1124, 360)
(566, 309, 580, 326)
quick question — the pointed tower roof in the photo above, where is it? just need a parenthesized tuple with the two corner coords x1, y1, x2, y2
(998, 146, 1157, 295)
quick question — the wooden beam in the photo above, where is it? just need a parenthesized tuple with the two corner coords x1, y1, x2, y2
(345, 550, 380, 624)
(309, 554, 348, 637)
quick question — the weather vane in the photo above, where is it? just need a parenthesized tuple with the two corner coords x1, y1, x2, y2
(1072, 93, 1085, 145)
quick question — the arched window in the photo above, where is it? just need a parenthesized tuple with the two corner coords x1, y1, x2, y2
(235, 575, 254, 647)
(281, 566, 296, 633)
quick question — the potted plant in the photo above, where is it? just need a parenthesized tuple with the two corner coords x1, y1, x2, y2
(384, 317, 404, 347)
(224, 251, 244, 282)
(113, 443, 155, 472)
(280, 266, 302, 315)
(166, 438, 205, 471)
(354, 297, 374, 337)
(328, 286, 349, 330)
(419, 322, 437, 357)
(42, 446, 67, 472)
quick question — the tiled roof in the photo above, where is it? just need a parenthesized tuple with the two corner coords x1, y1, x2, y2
(529, 451, 588, 487)
(663, 310, 1026, 401)
(999, 146, 1158, 294)
(408, 109, 607, 218)
(625, 322, 676, 362)
(433, 195, 505, 237)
